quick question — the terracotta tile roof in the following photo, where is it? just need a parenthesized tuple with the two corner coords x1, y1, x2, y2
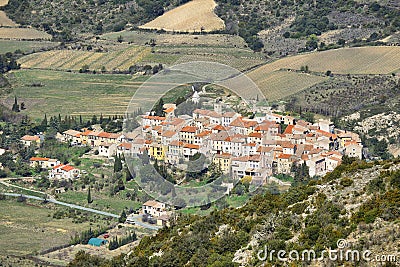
(213, 125, 226, 131)
(257, 146, 274, 153)
(180, 126, 197, 133)
(283, 125, 294, 135)
(118, 143, 132, 149)
(30, 157, 50, 161)
(63, 130, 81, 137)
(61, 165, 76, 172)
(195, 131, 212, 138)
(161, 131, 177, 138)
(164, 107, 175, 113)
(183, 144, 200, 149)
(249, 132, 262, 138)
(21, 135, 39, 141)
(143, 200, 164, 209)
(170, 140, 184, 147)
(222, 112, 236, 118)
(143, 115, 166, 121)
(278, 154, 292, 160)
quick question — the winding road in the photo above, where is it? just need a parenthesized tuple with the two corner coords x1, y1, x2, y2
(2, 193, 161, 230)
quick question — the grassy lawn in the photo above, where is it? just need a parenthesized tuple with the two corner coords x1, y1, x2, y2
(5, 69, 140, 121)
(56, 189, 140, 215)
(0, 200, 106, 256)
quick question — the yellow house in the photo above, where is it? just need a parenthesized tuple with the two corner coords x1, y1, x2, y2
(149, 142, 165, 161)
(213, 153, 232, 174)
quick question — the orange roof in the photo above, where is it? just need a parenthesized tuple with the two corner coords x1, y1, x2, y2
(244, 142, 257, 147)
(143, 115, 166, 121)
(61, 165, 75, 172)
(170, 140, 184, 147)
(249, 132, 262, 138)
(118, 143, 132, 149)
(21, 135, 39, 141)
(183, 144, 200, 149)
(162, 131, 177, 138)
(181, 126, 197, 133)
(164, 107, 175, 113)
(344, 141, 359, 147)
(30, 157, 49, 161)
(278, 154, 292, 160)
(195, 131, 212, 137)
(257, 146, 274, 153)
(213, 125, 226, 131)
(283, 125, 294, 135)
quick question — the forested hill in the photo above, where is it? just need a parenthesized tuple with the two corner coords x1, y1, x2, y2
(68, 158, 400, 266)
(2, 0, 190, 41)
(215, 0, 400, 53)
(3, 0, 400, 53)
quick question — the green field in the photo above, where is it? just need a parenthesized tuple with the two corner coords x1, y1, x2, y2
(0, 40, 58, 53)
(0, 200, 100, 256)
(5, 69, 140, 120)
(56, 190, 141, 215)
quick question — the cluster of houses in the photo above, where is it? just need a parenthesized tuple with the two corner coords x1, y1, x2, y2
(131, 101, 363, 184)
(22, 99, 363, 184)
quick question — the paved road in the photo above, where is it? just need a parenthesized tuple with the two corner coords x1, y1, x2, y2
(2, 193, 161, 230)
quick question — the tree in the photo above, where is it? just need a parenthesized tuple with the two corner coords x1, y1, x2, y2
(87, 187, 93, 204)
(119, 210, 127, 223)
(117, 35, 123, 43)
(114, 155, 123, 173)
(153, 98, 165, 116)
(11, 96, 19, 112)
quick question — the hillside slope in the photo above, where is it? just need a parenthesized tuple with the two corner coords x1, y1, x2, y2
(68, 158, 400, 266)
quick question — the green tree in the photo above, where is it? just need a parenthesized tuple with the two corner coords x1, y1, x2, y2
(119, 210, 127, 223)
(87, 187, 93, 204)
(114, 156, 123, 173)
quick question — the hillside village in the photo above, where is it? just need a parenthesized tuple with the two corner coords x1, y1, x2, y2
(24, 94, 363, 186)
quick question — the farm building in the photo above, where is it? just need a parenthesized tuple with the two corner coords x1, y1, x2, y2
(88, 238, 108, 247)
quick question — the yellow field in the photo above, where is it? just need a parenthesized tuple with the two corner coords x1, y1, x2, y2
(248, 70, 328, 101)
(18, 46, 152, 71)
(250, 46, 400, 75)
(139, 0, 225, 32)
(0, 0, 8, 6)
(0, 11, 17, 27)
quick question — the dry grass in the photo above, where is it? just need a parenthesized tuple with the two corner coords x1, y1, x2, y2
(0, 0, 8, 6)
(250, 46, 400, 75)
(0, 27, 51, 40)
(139, 0, 225, 32)
(0, 11, 17, 27)
(19, 46, 151, 71)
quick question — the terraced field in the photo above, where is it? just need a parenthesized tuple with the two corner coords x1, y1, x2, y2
(18, 46, 152, 71)
(250, 46, 400, 75)
(249, 70, 328, 101)
(139, 0, 225, 32)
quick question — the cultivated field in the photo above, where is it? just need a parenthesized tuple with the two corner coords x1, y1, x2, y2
(4, 69, 140, 120)
(0, 40, 58, 53)
(0, 27, 52, 40)
(0, 0, 52, 40)
(139, 0, 225, 32)
(0, 11, 16, 27)
(18, 46, 152, 71)
(250, 46, 400, 75)
(248, 70, 327, 101)
(0, 200, 96, 256)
